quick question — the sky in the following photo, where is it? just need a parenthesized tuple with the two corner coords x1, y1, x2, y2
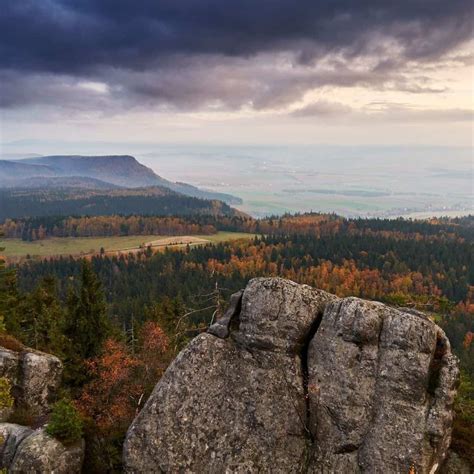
(1, 0, 473, 149)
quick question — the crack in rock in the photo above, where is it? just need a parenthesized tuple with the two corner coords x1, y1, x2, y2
(124, 277, 459, 474)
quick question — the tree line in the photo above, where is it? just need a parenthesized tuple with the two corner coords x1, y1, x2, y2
(0, 216, 217, 241)
(2, 212, 472, 243)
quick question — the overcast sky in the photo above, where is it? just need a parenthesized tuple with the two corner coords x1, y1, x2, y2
(1, 0, 473, 148)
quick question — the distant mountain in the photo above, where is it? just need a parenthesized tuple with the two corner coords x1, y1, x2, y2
(0, 159, 57, 181)
(8, 155, 242, 204)
(0, 176, 119, 190)
(0, 153, 42, 160)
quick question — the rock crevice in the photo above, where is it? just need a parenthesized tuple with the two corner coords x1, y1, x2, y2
(124, 277, 459, 474)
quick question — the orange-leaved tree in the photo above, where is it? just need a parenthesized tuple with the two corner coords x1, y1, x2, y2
(77, 322, 170, 434)
(77, 338, 142, 434)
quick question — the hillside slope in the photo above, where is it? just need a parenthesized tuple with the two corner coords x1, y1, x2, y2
(0, 186, 241, 221)
(10, 155, 242, 204)
(0, 159, 57, 182)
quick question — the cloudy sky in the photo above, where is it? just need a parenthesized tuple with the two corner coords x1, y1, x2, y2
(1, 0, 473, 148)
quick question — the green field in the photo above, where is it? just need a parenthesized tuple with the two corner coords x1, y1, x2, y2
(0, 232, 256, 259)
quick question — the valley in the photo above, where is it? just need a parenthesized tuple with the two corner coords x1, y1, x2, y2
(138, 145, 473, 218)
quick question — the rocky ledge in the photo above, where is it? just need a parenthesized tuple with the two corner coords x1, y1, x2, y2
(0, 345, 62, 420)
(0, 423, 84, 473)
(0, 344, 85, 473)
(124, 277, 459, 473)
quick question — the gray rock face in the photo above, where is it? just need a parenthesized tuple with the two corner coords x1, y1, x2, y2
(0, 423, 33, 468)
(307, 298, 459, 473)
(125, 278, 334, 473)
(9, 429, 84, 474)
(0, 346, 62, 419)
(123, 277, 459, 473)
(0, 347, 81, 473)
(20, 351, 62, 416)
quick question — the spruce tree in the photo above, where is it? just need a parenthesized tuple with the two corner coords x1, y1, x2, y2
(64, 260, 110, 387)
(0, 241, 18, 334)
(17, 277, 67, 356)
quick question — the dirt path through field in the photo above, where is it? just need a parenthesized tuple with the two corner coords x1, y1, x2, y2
(103, 235, 212, 257)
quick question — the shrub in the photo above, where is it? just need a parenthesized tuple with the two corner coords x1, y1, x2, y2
(0, 334, 24, 352)
(7, 407, 37, 427)
(46, 399, 83, 445)
(0, 377, 13, 410)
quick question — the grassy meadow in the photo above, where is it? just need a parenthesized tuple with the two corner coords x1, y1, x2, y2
(0, 232, 256, 260)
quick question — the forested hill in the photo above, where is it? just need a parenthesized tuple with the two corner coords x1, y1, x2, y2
(0, 187, 241, 220)
(0, 155, 242, 204)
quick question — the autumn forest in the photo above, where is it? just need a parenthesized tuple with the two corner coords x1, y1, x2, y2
(0, 212, 473, 471)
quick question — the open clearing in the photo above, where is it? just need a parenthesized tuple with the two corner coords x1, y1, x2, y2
(0, 232, 256, 260)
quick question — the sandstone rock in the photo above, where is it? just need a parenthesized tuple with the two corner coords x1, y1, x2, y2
(0, 423, 33, 469)
(0, 346, 62, 418)
(21, 351, 62, 416)
(123, 277, 459, 473)
(307, 298, 459, 473)
(0, 348, 21, 422)
(9, 429, 84, 474)
(0, 347, 20, 383)
(124, 278, 334, 472)
(208, 289, 243, 338)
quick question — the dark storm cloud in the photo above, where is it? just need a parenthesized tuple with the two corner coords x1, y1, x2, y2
(1, 0, 472, 110)
(2, 0, 472, 72)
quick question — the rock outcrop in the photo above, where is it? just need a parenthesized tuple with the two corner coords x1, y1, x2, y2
(0, 423, 33, 468)
(0, 346, 62, 419)
(124, 278, 460, 473)
(307, 297, 458, 473)
(0, 344, 84, 473)
(0, 424, 85, 473)
(8, 429, 84, 474)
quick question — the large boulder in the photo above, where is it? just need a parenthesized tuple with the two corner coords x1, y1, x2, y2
(123, 277, 459, 473)
(0, 346, 62, 419)
(9, 429, 84, 474)
(125, 278, 335, 472)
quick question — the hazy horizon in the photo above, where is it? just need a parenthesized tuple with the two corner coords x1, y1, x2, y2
(1, 144, 472, 219)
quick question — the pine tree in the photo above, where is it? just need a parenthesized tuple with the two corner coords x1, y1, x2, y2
(64, 260, 110, 387)
(0, 240, 18, 334)
(16, 277, 67, 356)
